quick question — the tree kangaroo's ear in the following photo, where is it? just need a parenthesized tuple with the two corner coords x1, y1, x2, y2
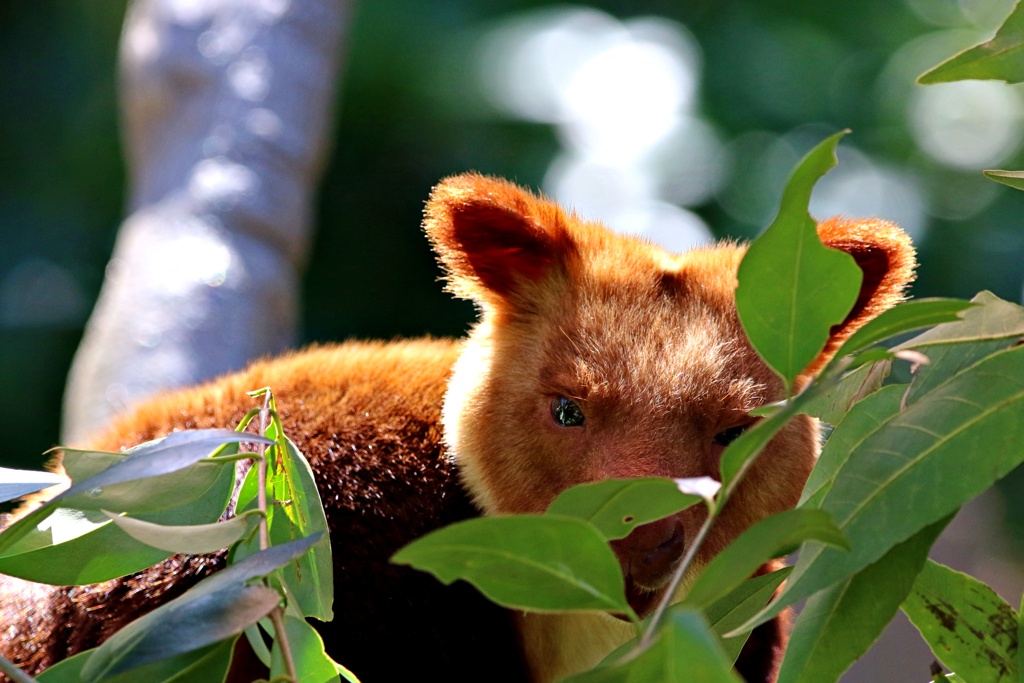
(805, 216, 917, 376)
(423, 173, 577, 310)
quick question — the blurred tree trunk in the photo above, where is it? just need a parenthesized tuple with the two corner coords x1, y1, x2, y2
(62, 0, 351, 444)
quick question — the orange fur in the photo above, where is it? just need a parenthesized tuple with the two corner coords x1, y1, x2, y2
(0, 174, 916, 683)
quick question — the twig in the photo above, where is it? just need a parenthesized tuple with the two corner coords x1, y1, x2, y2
(255, 391, 298, 682)
(270, 609, 298, 682)
(257, 392, 271, 551)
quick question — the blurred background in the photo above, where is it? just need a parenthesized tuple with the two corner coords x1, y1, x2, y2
(3, 0, 1024, 679)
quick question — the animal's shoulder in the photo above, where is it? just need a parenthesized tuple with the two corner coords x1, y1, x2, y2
(90, 338, 462, 458)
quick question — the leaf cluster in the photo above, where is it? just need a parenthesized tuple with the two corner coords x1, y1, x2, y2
(0, 391, 350, 683)
(395, 127, 1024, 680)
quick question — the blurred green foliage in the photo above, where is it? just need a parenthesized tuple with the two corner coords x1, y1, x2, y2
(3, 0, 1024, 528)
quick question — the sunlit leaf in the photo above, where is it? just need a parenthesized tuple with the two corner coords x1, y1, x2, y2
(102, 508, 261, 555)
(0, 462, 236, 584)
(776, 517, 948, 683)
(273, 437, 333, 620)
(903, 337, 1020, 408)
(902, 560, 1019, 683)
(60, 456, 233, 515)
(565, 608, 741, 682)
(195, 534, 322, 598)
(0, 457, 235, 561)
(60, 429, 270, 500)
(918, 3, 1024, 84)
(75, 539, 318, 681)
(984, 169, 1024, 191)
(0, 467, 65, 504)
(80, 580, 274, 682)
(835, 299, 974, 358)
(393, 515, 630, 615)
(546, 478, 700, 541)
(233, 430, 333, 621)
(683, 509, 846, 610)
(735, 131, 862, 394)
(270, 614, 351, 683)
(737, 344, 1024, 633)
(896, 291, 1024, 348)
(0, 510, 168, 585)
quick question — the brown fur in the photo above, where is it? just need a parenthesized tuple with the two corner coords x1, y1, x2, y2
(0, 174, 916, 682)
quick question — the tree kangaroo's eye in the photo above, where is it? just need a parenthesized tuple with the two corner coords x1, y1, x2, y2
(551, 396, 586, 427)
(713, 424, 749, 447)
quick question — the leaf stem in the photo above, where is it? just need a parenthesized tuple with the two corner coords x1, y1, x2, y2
(639, 387, 810, 647)
(640, 506, 718, 647)
(254, 391, 299, 683)
(257, 392, 271, 552)
(270, 609, 298, 682)
(0, 655, 38, 683)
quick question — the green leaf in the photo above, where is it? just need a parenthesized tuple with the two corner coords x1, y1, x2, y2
(69, 538, 317, 681)
(60, 429, 271, 501)
(776, 517, 949, 683)
(392, 515, 630, 615)
(0, 510, 168, 585)
(0, 457, 235, 560)
(720, 390, 810, 490)
(739, 344, 1024, 633)
(798, 356, 891, 427)
(0, 462, 236, 584)
(836, 299, 974, 358)
(270, 615, 350, 683)
(80, 584, 279, 682)
(798, 385, 905, 508)
(735, 131, 862, 394)
(335, 661, 361, 683)
(902, 559, 1019, 683)
(195, 534, 322, 597)
(918, 2, 1024, 84)
(984, 169, 1024, 191)
(101, 508, 262, 555)
(233, 434, 334, 621)
(546, 478, 701, 541)
(60, 457, 234, 515)
(897, 291, 1024, 348)
(0, 467, 64, 504)
(706, 567, 792, 664)
(37, 641, 235, 683)
(565, 608, 742, 683)
(904, 337, 1021, 408)
(34, 649, 92, 683)
(683, 509, 847, 610)
(273, 437, 333, 620)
